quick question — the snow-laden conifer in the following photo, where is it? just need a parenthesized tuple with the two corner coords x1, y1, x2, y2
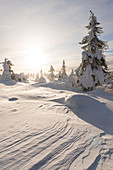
(38, 69, 46, 83)
(0, 58, 14, 81)
(48, 65, 55, 81)
(76, 11, 108, 91)
(67, 69, 77, 87)
(35, 72, 39, 82)
(60, 60, 67, 80)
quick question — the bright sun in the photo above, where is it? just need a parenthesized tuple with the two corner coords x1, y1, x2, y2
(25, 45, 46, 70)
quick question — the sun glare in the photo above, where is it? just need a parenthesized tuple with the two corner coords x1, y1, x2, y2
(25, 45, 46, 71)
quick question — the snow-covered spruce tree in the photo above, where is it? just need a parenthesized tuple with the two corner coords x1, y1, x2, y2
(40, 69, 43, 78)
(48, 65, 55, 81)
(35, 72, 39, 82)
(0, 58, 14, 81)
(38, 69, 46, 83)
(76, 10, 108, 91)
(61, 60, 67, 80)
(58, 71, 62, 81)
(67, 69, 77, 87)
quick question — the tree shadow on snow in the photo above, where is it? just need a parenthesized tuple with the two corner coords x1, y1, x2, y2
(0, 80, 16, 86)
(66, 95, 113, 135)
(87, 88, 113, 103)
(33, 82, 82, 93)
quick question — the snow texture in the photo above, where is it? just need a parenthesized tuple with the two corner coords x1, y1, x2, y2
(0, 82, 113, 170)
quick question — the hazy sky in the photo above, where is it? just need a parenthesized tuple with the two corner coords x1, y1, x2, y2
(0, 0, 113, 73)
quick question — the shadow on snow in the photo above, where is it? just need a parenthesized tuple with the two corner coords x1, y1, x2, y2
(66, 95, 113, 135)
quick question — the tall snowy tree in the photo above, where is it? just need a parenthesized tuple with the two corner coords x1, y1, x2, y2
(58, 71, 62, 81)
(40, 69, 43, 78)
(35, 72, 39, 82)
(61, 60, 67, 80)
(76, 11, 108, 91)
(48, 65, 55, 81)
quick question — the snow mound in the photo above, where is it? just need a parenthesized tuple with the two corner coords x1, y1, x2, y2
(66, 94, 93, 109)
(66, 94, 113, 134)
(0, 80, 16, 86)
(38, 77, 46, 83)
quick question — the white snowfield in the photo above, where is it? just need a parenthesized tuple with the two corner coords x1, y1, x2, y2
(0, 82, 113, 170)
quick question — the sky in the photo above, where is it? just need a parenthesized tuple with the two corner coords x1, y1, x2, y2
(0, 0, 113, 73)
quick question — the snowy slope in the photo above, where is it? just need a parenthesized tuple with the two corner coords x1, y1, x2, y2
(0, 82, 113, 170)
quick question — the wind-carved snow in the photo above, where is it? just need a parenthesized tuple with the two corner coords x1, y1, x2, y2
(0, 83, 113, 170)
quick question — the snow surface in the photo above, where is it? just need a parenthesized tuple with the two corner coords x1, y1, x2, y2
(0, 82, 113, 170)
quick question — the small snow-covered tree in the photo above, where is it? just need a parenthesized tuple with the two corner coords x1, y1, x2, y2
(38, 69, 46, 83)
(60, 60, 67, 80)
(40, 69, 43, 77)
(35, 72, 39, 82)
(49, 65, 55, 74)
(0, 69, 2, 76)
(67, 69, 77, 87)
(58, 71, 62, 81)
(76, 11, 108, 91)
(0, 58, 14, 81)
(48, 65, 55, 81)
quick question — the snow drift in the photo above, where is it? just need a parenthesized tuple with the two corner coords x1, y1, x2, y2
(0, 83, 113, 170)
